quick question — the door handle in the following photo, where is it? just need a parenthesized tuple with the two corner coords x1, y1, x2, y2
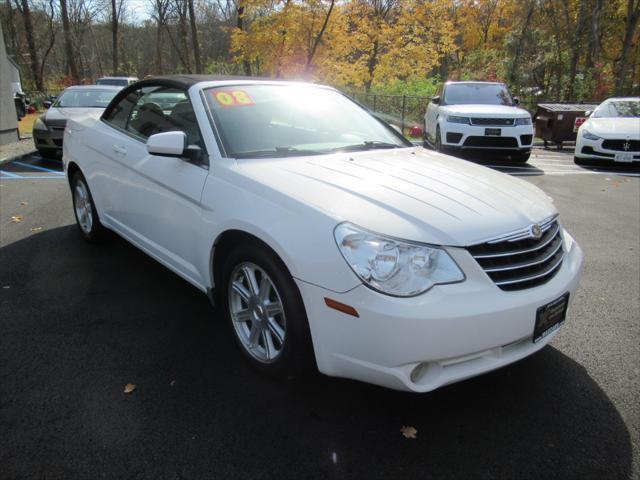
(113, 145, 127, 156)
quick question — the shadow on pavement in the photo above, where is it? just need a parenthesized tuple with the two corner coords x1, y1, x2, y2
(0, 150, 64, 178)
(0, 226, 632, 479)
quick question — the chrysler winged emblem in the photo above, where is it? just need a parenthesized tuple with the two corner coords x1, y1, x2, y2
(529, 224, 542, 240)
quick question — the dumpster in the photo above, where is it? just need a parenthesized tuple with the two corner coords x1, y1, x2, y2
(534, 103, 599, 149)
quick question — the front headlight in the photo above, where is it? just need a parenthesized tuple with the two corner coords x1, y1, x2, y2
(582, 129, 601, 141)
(446, 115, 470, 124)
(33, 117, 48, 131)
(515, 117, 532, 125)
(334, 223, 465, 297)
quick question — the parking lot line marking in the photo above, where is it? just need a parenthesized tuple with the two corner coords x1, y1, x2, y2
(0, 170, 22, 178)
(11, 160, 64, 175)
(0, 175, 64, 180)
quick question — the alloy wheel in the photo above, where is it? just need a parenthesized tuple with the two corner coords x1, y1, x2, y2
(228, 262, 286, 363)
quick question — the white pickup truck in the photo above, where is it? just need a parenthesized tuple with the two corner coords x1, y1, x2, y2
(424, 81, 534, 162)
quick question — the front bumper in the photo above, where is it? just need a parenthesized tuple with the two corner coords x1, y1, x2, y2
(298, 230, 583, 392)
(441, 123, 533, 151)
(33, 127, 64, 154)
(575, 136, 640, 163)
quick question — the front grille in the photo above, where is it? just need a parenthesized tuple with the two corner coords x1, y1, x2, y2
(467, 217, 564, 291)
(581, 146, 614, 158)
(463, 136, 518, 148)
(51, 126, 66, 131)
(601, 139, 640, 152)
(53, 139, 62, 146)
(470, 118, 514, 126)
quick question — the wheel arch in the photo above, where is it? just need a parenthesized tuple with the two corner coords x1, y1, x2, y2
(210, 229, 295, 296)
(66, 161, 81, 187)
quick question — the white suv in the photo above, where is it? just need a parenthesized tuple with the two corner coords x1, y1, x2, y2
(424, 81, 534, 162)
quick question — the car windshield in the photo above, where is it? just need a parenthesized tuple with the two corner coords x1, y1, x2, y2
(54, 89, 118, 108)
(592, 100, 640, 118)
(444, 83, 514, 106)
(96, 78, 130, 86)
(204, 84, 409, 158)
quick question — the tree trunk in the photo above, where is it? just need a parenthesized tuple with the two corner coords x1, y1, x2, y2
(111, 0, 118, 75)
(586, 0, 603, 70)
(237, 3, 251, 75)
(17, 0, 42, 90)
(177, 0, 192, 73)
(39, 0, 57, 88)
(564, 0, 588, 101)
(59, 0, 79, 82)
(305, 0, 335, 73)
(187, 0, 202, 73)
(616, 0, 640, 95)
(364, 39, 379, 91)
(507, 0, 535, 86)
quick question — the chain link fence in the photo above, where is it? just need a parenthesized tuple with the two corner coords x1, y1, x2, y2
(345, 92, 429, 138)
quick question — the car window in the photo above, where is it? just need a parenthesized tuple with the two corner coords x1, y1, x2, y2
(593, 100, 640, 118)
(443, 83, 514, 106)
(203, 85, 409, 158)
(125, 87, 204, 150)
(54, 89, 118, 108)
(103, 90, 138, 129)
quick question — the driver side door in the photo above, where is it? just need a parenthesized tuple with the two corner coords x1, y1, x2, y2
(102, 85, 210, 289)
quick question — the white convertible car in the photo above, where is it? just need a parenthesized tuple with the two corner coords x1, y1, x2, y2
(63, 75, 583, 392)
(574, 97, 640, 165)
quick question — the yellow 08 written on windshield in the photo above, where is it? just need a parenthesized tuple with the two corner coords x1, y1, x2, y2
(213, 90, 254, 108)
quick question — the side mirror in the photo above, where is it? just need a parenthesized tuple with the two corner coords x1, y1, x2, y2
(147, 131, 201, 162)
(43, 100, 52, 109)
(513, 97, 520, 105)
(584, 110, 593, 117)
(431, 95, 440, 105)
(147, 131, 187, 157)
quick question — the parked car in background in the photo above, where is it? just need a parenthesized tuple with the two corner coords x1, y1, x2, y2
(33, 85, 122, 158)
(574, 97, 640, 165)
(424, 81, 534, 162)
(96, 76, 138, 87)
(63, 75, 583, 393)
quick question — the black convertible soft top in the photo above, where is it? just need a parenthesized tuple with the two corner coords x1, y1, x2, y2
(101, 74, 284, 119)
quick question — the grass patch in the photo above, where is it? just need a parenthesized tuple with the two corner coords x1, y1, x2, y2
(18, 112, 42, 137)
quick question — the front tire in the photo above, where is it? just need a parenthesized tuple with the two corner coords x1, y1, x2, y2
(435, 125, 445, 153)
(222, 243, 314, 380)
(512, 151, 531, 163)
(71, 171, 106, 242)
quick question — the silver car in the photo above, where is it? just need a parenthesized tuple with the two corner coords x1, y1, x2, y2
(33, 85, 122, 158)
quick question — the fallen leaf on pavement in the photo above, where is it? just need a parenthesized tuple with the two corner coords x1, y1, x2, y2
(30, 226, 43, 232)
(123, 383, 136, 394)
(11, 215, 23, 223)
(20, 201, 28, 206)
(169, 380, 176, 387)
(400, 425, 417, 439)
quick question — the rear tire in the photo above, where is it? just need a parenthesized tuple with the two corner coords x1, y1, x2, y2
(222, 243, 314, 380)
(71, 171, 107, 242)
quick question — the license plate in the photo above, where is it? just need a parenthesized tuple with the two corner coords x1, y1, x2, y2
(615, 153, 633, 162)
(533, 293, 569, 343)
(485, 128, 501, 136)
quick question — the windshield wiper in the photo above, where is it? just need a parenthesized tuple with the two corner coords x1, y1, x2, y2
(234, 146, 326, 159)
(332, 141, 404, 152)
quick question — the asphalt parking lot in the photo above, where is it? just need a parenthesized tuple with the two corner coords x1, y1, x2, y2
(1, 147, 639, 479)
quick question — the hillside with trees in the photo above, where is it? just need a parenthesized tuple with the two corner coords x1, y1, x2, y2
(1, 0, 638, 101)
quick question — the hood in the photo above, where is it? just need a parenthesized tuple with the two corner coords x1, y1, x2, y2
(44, 107, 104, 128)
(236, 148, 555, 247)
(584, 117, 640, 138)
(440, 104, 530, 118)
